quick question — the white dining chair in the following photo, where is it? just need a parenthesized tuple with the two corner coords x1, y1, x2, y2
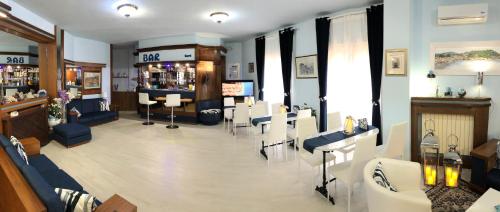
(328, 112, 352, 163)
(165, 94, 181, 129)
(328, 133, 377, 212)
(233, 103, 250, 136)
(223, 97, 235, 130)
(271, 103, 282, 115)
(251, 103, 269, 151)
(327, 112, 342, 132)
(261, 113, 287, 166)
(287, 109, 312, 154)
(139, 93, 157, 125)
(377, 122, 408, 159)
(256, 101, 269, 115)
(294, 116, 336, 193)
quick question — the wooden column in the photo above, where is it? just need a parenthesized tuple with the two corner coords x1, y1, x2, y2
(38, 41, 58, 98)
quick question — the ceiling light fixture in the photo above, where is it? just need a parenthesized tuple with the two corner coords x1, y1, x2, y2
(209, 12, 229, 24)
(117, 3, 138, 18)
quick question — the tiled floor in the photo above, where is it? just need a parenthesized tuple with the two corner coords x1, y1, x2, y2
(42, 113, 368, 212)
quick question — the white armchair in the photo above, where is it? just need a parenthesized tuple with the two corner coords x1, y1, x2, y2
(363, 158, 432, 212)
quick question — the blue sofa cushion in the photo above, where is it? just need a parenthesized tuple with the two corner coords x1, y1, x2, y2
(20, 166, 65, 212)
(5, 146, 28, 170)
(53, 124, 91, 139)
(29, 155, 59, 173)
(39, 169, 83, 191)
(486, 168, 500, 191)
(0, 135, 12, 148)
(86, 111, 117, 120)
(82, 98, 102, 114)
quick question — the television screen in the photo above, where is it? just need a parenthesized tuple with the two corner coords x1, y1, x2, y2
(222, 81, 253, 97)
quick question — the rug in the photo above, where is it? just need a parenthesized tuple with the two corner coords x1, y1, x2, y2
(425, 180, 481, 212)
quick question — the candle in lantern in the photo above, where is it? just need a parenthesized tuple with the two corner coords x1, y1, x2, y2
(424, 165, 437, 185)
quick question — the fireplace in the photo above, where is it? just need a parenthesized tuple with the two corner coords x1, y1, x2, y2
(411, 97, 491, 167)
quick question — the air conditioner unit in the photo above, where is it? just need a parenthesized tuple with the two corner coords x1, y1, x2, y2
(438, 3, 488, 25)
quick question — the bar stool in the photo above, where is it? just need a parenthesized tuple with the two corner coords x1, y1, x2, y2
(139, 93, 157, 125)
(165, 94, 181, 129)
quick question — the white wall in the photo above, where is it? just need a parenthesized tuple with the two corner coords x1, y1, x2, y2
(138, 34, 222, 49)
(64, 32, 111, 100)
(112, 44, 138, 92)
(224, 42, 243, 80)
(1, 0, 54, 34)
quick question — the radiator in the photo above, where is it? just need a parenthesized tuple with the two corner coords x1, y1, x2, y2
(421, 113, 474, 155)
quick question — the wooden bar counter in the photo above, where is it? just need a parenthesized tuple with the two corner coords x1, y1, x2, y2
(0, 97, 49, 145)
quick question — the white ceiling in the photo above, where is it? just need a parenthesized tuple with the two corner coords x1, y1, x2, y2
(15, 0, 376, 44)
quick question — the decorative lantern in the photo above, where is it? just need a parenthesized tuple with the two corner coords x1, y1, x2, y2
(344, 116, 355, 135)
(421, 119, 439, 186)
(443, 137, 462, 188)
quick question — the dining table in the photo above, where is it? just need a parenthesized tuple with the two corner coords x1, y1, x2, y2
(302, 126, 379, 205)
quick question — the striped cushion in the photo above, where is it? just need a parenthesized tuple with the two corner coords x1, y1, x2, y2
(10, 136, 29, 165)
(372, 162, 397, 192)
(55, 188, 98, 212)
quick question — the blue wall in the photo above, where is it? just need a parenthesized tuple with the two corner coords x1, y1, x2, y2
(411, 0, 500, 138)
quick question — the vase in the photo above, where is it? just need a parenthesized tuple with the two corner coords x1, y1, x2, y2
(48, 118, 61, 128)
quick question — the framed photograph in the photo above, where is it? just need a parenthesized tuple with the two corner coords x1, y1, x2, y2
(295, 55, 318, 79)
(248, 62, 255, 73)
(385, 49, 408, 76)
(431, 41, 500, 75)
(83, 72, 101, 90)
(228, 63, 240, 80)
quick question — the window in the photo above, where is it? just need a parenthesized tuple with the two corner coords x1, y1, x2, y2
(263, 33, 284, 105)
(327, 13, 372, 123)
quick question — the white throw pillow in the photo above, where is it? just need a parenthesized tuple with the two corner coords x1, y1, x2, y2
(10, 136, 29, 165)
(55, 188, 99, 212)
(372, 162, 397, 192)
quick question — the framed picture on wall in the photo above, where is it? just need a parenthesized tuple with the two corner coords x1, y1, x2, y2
(385, 49, 408, 76)
(431, 41, 500, 75)
(83, 72, 101, 90)
(228, 63, 240, 80)
(295, 55, 318, 79)
(248, 62, 255, 73)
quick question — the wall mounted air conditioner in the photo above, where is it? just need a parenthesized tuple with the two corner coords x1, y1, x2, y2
(438, 3, 488, 25)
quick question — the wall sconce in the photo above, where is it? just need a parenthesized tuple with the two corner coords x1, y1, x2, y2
(477, 72, 484, 97)
(427, 70, 438, 97)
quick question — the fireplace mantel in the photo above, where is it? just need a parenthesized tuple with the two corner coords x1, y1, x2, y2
(410, 97, 491, 167)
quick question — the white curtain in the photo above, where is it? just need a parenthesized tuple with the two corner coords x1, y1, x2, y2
(263, 33, 284, 105)
(327, 13, 372, 122)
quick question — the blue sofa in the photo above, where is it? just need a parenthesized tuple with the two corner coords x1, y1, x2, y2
(66, 98, 119, 126)
(0, 135, 96, 211)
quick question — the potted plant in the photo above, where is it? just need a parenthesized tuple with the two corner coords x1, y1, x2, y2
(48, 98, 62, 127)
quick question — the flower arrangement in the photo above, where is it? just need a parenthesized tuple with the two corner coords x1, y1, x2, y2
(48, 99, 62, 120)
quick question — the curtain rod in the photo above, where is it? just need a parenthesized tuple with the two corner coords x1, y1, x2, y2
(327, 3, 383, 20)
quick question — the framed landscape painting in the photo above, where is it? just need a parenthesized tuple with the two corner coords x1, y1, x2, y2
(83, 72, 101, 90)
(431, 41, 500, 75)
(295, 55, 318, 79)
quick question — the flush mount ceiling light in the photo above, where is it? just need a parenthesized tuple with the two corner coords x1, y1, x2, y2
(209, 12, 229, 24)
(117, 3, 138, 18)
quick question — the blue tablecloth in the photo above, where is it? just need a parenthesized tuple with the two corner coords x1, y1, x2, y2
(303, 126, 377, 153)
(251, 113, 297, 127)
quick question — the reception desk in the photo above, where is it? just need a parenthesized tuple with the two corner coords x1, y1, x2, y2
(0, 97, 49, 145)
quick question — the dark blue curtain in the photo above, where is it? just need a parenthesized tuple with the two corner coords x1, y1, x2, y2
(367, 5, 384, 145)
(279, 28, 294, 111)
(315, 17, 331, 132)
(255, 36, 266, 100)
